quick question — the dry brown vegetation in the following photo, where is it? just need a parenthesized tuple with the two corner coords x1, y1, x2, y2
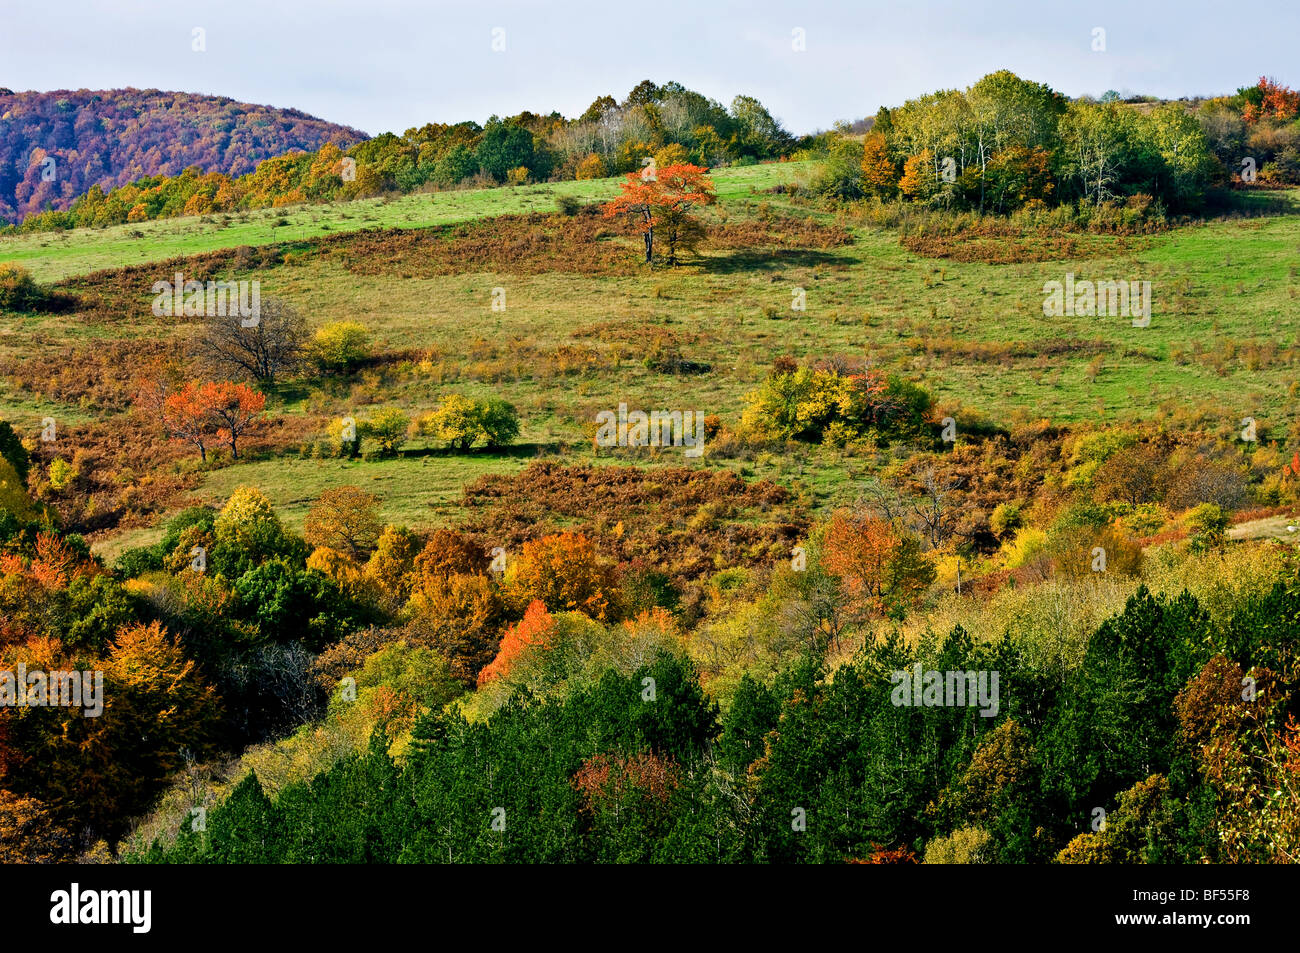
(458, 461, 807, 592)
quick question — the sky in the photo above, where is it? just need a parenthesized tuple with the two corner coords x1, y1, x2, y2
(3, 0, 1298, 137)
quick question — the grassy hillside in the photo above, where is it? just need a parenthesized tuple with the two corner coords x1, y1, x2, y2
(4, 169, 1299, 560)
(0, 162, 814, 282)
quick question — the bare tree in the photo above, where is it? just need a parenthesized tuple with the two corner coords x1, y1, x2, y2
(193, 297, 307, 385)
(909, 465, 969, 551)
(859, 467, 972, 552)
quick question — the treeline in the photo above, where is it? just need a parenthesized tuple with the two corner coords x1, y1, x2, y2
(811, 73, 1300, 216)
(128, 579, 1300, 863)
(12, 80, 795, 232)
(0, 88, 367, 224)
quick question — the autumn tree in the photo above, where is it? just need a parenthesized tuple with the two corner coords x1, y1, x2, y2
(202, 381, 265, 459)
(898, 148, 939, 201)
(159, 381, 264, 461)
(365, 524, 423, 601)
(161, 382, 217, 462)
(477, 599, 557, 686)
(823, 510, 934, 619)
(1242, 76, 1300, 124)
(504, 531, 618, 620)
(0, 790, 75, 863)
(408, 571, 508, 685)
(603, 163, 715, 265)
(412, 528, 488, 579)
(860, 132, 898, 197)
(304, 486, 383, 558)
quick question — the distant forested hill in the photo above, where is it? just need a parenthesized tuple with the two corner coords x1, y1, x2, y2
(0, 88, 368, 223)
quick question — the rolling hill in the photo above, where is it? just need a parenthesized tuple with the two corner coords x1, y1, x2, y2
(0, 88, 368, 223)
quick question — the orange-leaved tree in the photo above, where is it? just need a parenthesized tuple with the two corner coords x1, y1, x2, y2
(603, 163, 715, 265)
(504, 531, 617, 620)
(158, 380, 265, 461)
(823, 510, 934, 620)
(477, 599, 556, 687)
(860, 133, 898, 198)
(160, 382, 216, 462)
(200, 380, 265, 459)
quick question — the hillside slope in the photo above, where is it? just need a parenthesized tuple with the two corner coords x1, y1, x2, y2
(0, 88, 367, 223)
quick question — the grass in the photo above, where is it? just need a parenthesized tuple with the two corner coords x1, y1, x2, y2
(0, 161, 817, 283)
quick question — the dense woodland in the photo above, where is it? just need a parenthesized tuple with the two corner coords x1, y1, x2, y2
(0, 88, 367, 224)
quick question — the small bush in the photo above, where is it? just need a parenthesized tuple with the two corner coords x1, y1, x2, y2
(313, 321, 372, 371)
(360, 408, 409, 456)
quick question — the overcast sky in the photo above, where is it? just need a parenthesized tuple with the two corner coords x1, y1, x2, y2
(4, 0, 1297, 137)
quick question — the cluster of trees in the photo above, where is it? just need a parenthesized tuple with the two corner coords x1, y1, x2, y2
(131, 578, 1300, 863)
(0, 88, 366, 225)
(131, 305, 522, 464)
(1195, 76, 1300, 186)
(738, 355, 935, 446)
(817, 71, 1233, 214)
(13, 81, 794, 232)
(309, 395, 521, 460)
(4, 383, 1300, 861)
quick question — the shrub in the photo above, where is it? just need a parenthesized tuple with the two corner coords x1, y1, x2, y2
(326, 416, 361, 458)
(47, 458, 75, 491)
(989, 501, 1023, 539)
(360, 408, 409, 456)
(0, 263, 47, 311)
(574, 153, 605, 180)
(313, 321, 371, 371)
(414, 394, 519, 451)
(1185, 503, 1229, 551)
